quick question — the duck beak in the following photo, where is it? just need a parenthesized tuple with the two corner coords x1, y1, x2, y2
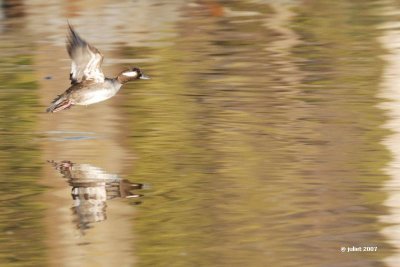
(140, 74, 150, 80)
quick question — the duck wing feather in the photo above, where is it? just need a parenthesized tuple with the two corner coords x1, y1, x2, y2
(67, 24, 105, 84)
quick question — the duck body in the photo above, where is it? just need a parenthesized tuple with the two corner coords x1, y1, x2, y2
(69, 78, 122, 106)
(47, 78, 122, 112)
(46, 24, 149, 113)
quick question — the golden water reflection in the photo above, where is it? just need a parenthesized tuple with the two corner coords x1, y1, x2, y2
(0, 0, 397, 267)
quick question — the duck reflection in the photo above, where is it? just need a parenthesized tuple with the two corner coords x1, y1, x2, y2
(48, 160, 142, 233)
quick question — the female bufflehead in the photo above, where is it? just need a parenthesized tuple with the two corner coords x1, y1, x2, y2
(46, 24, 149, 113)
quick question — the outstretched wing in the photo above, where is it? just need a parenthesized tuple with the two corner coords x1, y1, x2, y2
(67, 24, 104, 84)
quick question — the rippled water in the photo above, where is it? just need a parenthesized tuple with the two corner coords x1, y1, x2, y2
(1, 0, 400, 266)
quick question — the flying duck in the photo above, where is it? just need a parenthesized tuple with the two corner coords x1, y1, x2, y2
(46, 24, 149, 113)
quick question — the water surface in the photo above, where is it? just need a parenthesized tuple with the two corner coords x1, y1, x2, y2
(0, 0, 398, 266)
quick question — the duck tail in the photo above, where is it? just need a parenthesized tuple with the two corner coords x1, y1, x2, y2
(46, 95, 73, 113)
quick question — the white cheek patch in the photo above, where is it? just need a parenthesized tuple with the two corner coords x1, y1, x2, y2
(123, 71, 138, 77)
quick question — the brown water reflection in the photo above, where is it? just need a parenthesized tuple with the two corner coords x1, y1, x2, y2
(48, 160, 142, 232)
(0, 0, 397, 266)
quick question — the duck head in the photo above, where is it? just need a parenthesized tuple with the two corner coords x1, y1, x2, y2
(117, 67, 150, 84)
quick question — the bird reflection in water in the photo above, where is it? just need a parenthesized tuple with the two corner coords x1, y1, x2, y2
(48, 160, 143, 233)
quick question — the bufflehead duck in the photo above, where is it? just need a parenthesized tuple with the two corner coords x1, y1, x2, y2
(46, 24, 150, 113)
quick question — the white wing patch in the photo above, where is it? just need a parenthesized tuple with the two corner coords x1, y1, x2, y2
(83, 49, 104, 82)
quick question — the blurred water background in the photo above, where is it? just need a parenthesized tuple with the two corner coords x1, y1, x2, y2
(1, 0, 400, 266)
